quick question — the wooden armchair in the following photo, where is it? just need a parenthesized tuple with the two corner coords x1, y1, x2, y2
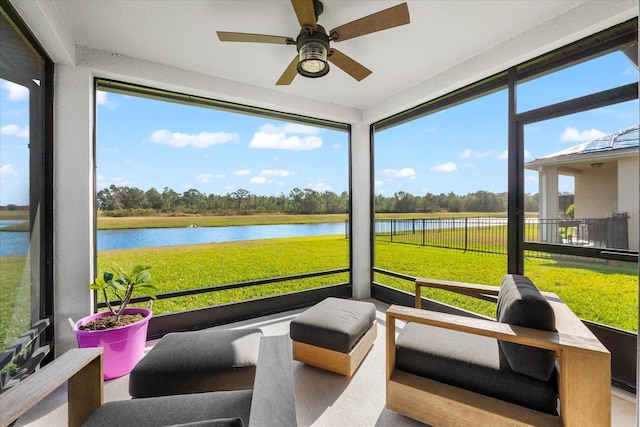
(386, 275, 611, 427)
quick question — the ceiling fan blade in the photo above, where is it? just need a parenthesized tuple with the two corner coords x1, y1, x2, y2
(276, 56, 299, 85)
(291, 0, 317, 29)
(328, 49, 372, 81)
(330, 3, 410, 42)
(217, 31, 294, 45)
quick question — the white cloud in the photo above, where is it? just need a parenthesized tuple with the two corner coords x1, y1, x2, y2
(374, 180, 384, 187)
(459, 149, 472, 159)
(259, 169, 292, 177)
(277, 123, 320, 135)
(96, 90, 117, 108)
(384, 168, 416, 179)
(431, 162, 457, 172)
(1, 164, 17, 177)
(560, 127, 606, 142)
(149, 129, 239, 148)
(459, 148, 494, 159)
(333, 143, 341, 150)
(216, 174, 227, 179)
(250, 176, 269, 184)
(235, 169, 251, 176)
(1, 81, 29, 101)
(525, 175, 538, 184)
(197, 173, 213, 183)
(1, 124, 29, 138)
(249, 123, 322, 150)
(308, 182, 332, 191)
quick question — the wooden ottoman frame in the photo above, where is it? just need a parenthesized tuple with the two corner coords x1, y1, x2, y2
(293, 320, 377, 377)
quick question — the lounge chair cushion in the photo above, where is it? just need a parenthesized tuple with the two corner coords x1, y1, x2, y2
(496, 274, 556, 381)
(289, 297, 376, 353)
(129, 328, 262, 398)
(395, 322, 558, 415)
(167, 420, 244, 427)
(82, 389, 252, 427)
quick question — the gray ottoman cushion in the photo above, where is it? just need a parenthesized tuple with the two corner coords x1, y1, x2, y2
(497, 274, 556, 381)
(396, 322, 558, 415)
(83, 389, 252, 427)
(289, 297, 376, 353)
(129, 328, 263, 398)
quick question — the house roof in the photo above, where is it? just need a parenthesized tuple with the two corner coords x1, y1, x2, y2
(525, 125, 639, 169)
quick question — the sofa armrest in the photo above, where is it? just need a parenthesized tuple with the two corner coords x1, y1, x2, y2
(415, 278, 500, 308)
(1, 347, 103, 427)
(248, 335, 296, 427)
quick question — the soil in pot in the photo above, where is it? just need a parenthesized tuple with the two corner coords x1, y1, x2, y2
(79, 313, 144, 330)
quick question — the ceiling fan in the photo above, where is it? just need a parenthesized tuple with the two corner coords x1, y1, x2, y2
(216, 0, 410, 85)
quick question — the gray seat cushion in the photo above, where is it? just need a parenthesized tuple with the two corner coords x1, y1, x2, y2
(82, 389, 252, 427)
(129, 328, 263, 398)
(289, 297, 376, 353)
(497, 274, 556, 381)
(167, 420, 244, 427)
(396, 322, 558, 415)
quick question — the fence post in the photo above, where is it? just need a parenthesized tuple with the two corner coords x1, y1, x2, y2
(464, 217, 468, 252)
(391, 219, 395, 243)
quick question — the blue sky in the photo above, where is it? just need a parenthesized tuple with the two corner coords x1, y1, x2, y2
(95, 92, 349, 199)
(0, 51, 637, 206)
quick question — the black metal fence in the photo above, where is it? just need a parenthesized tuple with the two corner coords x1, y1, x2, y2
(375, 216, 630, 254)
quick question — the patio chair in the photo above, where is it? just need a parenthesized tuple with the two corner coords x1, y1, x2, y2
(386, 274, 611, 427)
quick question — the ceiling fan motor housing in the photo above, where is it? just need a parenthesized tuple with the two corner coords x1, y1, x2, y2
(296, 25, 330, 78)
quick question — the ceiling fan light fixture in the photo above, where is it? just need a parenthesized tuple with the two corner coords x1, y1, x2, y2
(296, 25, 330, 78)
(298, 40, 329, 77)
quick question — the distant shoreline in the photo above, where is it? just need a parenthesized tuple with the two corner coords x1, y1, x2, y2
(0, 211, 516, 231)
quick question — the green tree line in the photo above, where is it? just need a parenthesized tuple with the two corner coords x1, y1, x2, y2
(376, 190, 539, 213)
(96, 185, 540, 216)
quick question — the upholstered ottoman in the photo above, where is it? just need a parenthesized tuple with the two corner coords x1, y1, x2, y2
(289, 297, 377, 376)
(129, 328, 263, 398)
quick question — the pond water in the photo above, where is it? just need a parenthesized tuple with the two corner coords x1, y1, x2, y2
(97, 222, 347, 250)
(0, 221, 348, 256)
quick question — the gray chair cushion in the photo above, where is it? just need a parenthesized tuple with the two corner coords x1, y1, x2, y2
(289, 297, 376, 353)
(167, 419, 244, 427)
(497, 274, 556, 381)
(82, 389, 252, 427)
(395, 322, 558, 415)
(129, 328, 262, 398)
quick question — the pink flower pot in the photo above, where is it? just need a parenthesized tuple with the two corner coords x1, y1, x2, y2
(74, 307, 152, 380)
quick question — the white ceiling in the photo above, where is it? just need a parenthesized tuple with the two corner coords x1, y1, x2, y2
(19, 1, 640, 116)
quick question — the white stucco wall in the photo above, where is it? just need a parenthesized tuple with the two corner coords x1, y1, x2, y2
(574, 165, 618, 219)
(350, 123, 372, 299)
(618, 156, 639, 250)
(54, 65, 96, 354)
(538, 166, 560, 242)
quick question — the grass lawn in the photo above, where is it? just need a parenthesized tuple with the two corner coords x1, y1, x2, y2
(97, 235, 350, 314)
(96, 236, 637, 332)
(0, 256, 31, 350)
(374, 241, 637, 331)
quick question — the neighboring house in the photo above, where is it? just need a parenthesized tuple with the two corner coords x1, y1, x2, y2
(525, 125, 639, 250)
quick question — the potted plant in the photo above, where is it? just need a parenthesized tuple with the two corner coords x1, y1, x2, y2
(72, 263, 157, 380)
